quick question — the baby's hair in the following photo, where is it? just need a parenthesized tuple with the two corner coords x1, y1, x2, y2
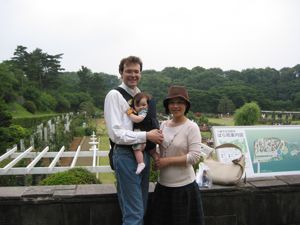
(133, 92, 151, 107)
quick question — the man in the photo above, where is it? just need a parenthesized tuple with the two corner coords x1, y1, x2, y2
(104, 56, 163, 225)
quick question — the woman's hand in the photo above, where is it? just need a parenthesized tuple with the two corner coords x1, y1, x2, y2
(155, 157, 169, 169)
(155, 155, 188, 169)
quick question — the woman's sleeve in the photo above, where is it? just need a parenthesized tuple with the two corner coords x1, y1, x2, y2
(186, 122, 202, 165)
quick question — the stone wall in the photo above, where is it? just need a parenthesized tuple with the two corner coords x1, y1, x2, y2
(0, 175, 300, 225)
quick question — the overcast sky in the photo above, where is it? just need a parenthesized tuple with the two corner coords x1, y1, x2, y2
(1, 0, 299, 76)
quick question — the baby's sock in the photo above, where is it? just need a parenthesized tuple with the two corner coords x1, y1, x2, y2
(136, 163, 145, 175)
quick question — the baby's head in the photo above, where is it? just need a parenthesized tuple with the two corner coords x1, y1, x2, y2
(133, 92, 151, 112)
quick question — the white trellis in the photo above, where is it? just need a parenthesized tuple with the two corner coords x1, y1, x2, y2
(0, 132, 113, 175)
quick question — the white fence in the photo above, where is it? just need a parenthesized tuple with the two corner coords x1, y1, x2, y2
(0, 133, 113, 175)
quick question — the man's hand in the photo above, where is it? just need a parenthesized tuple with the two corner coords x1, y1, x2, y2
(146, 129, 163, 144)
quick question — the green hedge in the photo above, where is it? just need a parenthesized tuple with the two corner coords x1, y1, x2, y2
(39, 168, 100, 185)
(12, 114, 60, 128)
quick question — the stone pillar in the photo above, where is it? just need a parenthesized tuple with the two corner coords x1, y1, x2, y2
(30, 135, 35, 148)
(20, 139, 25, 152)
(44, 127, 48, 142)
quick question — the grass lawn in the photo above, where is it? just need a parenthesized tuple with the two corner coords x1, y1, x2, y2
(8, 102, 60, 118)
(208, 117, 234, 126)
(201, 131, 212, 139)
(208, 116, 300, 126)
(96, 118, 116, 184)
(291, 120, 300, 125)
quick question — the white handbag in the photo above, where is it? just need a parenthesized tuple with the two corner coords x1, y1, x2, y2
(203, 143, 246, 185)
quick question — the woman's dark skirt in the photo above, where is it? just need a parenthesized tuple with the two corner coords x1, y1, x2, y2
(150, 181, 205, 225)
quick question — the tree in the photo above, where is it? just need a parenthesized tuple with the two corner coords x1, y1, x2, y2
(234, 102, 261, 125)
(77, 66, 92, 93)
(12, 45, 63, 89)
(217, 96, 236, 114)
(0, 63, 19, 103)
(293, 92, 300, 109)
(88, 74, 105, 107)
(191, 66, 206, 74)
(23, 85, 42, 110)
(0, 90, 30, 154)
(139, 72, 171, 112)
(76, 67, 109, 108)
(189, 89, 218, 113)
(79, 101, 96, 116)
(0, 99, 12, 127)
(55, 96, 70, 112)
(64, 92, 92, 111)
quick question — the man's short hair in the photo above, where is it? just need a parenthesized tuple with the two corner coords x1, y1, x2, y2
(119, 56, 143, 75)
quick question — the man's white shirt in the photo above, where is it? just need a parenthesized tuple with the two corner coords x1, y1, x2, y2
(104, 82, 147, 145)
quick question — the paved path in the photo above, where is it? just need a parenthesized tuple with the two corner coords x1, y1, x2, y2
(59, 136, 94, 167)
(76, 136, 93, 166)
(59, 137, 82, 166)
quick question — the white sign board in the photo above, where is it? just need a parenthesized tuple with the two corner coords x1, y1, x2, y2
(212, 125, 300, 177)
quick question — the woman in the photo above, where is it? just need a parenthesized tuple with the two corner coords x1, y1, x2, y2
(151, 85, 205, 225)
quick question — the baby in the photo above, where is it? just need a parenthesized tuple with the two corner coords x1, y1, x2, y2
(127, 92, 159, 174)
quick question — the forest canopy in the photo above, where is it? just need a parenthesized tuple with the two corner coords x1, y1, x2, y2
(1, 45, 300, 116)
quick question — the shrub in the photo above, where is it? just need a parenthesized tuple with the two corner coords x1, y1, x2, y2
(64, 92, 92, 110)
(0, 102, 12, 127)
(39, 168, 100, 185)
(85, 126, 96, 136)
(0, 125, 30, 154)
(7, 124, 30, 138)
(234, 102, 261, 125)
(23, 100, 37, 114)
(39, 92, 57, 111)
(197, 115, 209, 126)
(55, 96, 71, 112)
(73, 126, 86, 136)
(149, 159, 159, 183)
(23, 86, 42, 109)
(79, 101, 96, 116)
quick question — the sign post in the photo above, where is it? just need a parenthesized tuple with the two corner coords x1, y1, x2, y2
(212, 125, 300, 177)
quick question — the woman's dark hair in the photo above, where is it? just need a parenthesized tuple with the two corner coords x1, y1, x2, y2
(133, 92, 151, 108)
(164, 98, 190, 115)
(119, 56, 143, 75)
